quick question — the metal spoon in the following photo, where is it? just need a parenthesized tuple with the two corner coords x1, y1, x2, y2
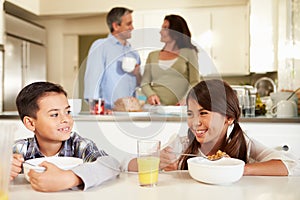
(171, 152, 225, 161)
(23, 161, 37, 167)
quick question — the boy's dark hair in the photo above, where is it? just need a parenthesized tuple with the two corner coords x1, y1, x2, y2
(16, 81, 67, 121)
(106, 7, 133, 32)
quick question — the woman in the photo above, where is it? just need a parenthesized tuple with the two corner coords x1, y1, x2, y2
(141, 15, 200, 105)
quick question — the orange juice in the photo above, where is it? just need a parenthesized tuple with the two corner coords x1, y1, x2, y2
(0, 191, 8, 200)
(137, 157, 160, 186)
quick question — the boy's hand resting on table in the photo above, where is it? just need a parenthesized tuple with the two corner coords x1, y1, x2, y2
(10, 154, 24, 180)
(28, 161, 83, 192)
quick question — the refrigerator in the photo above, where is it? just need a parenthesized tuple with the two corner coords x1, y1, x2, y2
(4, 35, 46, 111)
(3, 14, 46, 111)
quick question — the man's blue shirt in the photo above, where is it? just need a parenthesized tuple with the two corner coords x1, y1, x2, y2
(84, 34, 140, 109)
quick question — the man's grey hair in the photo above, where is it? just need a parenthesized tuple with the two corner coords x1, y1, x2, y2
(106, 7, 133, 33)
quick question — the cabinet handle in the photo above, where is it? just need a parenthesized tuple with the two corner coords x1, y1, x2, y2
(282, 145, 289, 151)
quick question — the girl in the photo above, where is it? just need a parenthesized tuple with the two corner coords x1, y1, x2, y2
(160, 79, 299, 176)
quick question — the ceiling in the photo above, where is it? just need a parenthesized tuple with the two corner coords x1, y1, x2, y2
(5, 0, 249, 20)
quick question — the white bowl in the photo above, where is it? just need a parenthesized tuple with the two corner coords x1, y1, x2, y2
(68, 99, 82, 115)
(187, 157, 245, 185)
(23, 157, 83, 182)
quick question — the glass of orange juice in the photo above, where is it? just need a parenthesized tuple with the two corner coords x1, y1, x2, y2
(0, 125, 14, 200)
(137, 140, 160, 187)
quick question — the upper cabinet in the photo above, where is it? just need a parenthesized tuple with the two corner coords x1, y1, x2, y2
(249, 0, 277, 73)
(210, 6, 249, 75)
(133, 5, 249, 76)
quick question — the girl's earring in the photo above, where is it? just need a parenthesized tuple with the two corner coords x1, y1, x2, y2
(227, 120, 233, 125)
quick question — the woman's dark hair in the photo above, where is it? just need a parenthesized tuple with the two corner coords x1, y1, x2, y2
(178, 79, 247, 170)
(164, 15, 198, 53)
(16, 81, 67, 121)
(106, 7, 133, 33)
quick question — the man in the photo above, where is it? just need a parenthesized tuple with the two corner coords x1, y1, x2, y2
(84, 7, 141, 109)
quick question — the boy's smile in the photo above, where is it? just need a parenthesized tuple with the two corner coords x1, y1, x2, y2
(31, 92, 74, 156)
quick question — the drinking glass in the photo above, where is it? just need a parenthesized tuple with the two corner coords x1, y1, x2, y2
(137, 140, 160, 187)
(88, 99, 105, 115)
(244, 94, 256, 117)
(0, 125, 14, 200)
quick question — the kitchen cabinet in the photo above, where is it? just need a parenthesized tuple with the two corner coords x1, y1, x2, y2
(1, 115, 299, 163)
(240, 122, 300, 158)
(133, 5, 249, 76)
(210, 6, 249, 75)
(249, 0, 278, 73)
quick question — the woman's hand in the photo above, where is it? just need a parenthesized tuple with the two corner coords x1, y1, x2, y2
(10, 154, 24, 180)
(131, 64, 141, 76)
(147, 95, 161, 105)
(176, 98, 186, 106)
(132, 64, 142, 85)
(159, 147, 178, 171)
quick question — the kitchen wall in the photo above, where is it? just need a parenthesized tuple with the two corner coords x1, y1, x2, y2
(0, 0, 4, 44)
(3, 0, 250, 98)
(2, 0, 299, 100)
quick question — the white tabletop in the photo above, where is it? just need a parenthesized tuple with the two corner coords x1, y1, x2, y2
(9, 171, 300, 200)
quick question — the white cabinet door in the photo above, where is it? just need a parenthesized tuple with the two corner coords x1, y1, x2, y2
(211, 6, 249, 75)
(133, 6, 249, 76)
(241, 123, 300, 159)
(250, 0, 277, 73)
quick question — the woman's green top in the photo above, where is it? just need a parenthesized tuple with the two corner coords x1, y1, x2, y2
(141, 48, 201, 105)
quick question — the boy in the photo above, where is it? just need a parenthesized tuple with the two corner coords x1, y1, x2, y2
(10, 81, 120, 192)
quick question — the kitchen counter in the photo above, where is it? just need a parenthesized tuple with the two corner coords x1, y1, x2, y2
(1, 111, 300, 123)
(9, 172, 300, 200)
(1, 111, 300, 162)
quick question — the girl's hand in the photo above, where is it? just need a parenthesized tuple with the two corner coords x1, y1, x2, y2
(159, 147, 178, 171)
(10, 154, 24, 180)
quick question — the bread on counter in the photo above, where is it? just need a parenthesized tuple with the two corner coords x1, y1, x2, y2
(113, 97, 142, 112)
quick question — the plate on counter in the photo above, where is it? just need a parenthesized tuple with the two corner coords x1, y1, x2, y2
(155, 106, 187, 116)
(112, 111, 150, 117)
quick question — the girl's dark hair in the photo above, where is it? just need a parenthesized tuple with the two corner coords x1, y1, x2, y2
(16, 81, 67, 121)
(178, 79, 247, 170)
(164, 15, 198, 53)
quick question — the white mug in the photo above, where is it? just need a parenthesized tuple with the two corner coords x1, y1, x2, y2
(271, 100, 297, 118)
(122, 57, 136, 73)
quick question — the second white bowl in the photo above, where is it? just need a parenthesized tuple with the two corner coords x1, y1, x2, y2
(187, 157, 245, 185)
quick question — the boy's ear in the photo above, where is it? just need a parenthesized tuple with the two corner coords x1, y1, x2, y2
(23, 116, 35, 132)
